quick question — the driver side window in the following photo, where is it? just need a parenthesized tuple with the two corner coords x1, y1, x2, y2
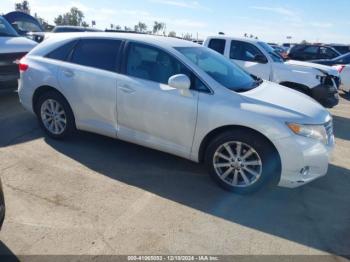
(230, 40, 266, 62)
(125, 43, 208, 92)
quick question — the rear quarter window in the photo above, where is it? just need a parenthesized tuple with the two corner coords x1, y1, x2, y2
(46, 40, 78, 61)
(70, 39, 122, 72)
(208, 39, 226, 55)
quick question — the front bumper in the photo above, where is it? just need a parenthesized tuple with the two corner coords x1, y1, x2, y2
(275, 128, 335, 188)
(311, 84, 339, 108)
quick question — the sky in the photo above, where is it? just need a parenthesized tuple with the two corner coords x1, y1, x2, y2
(2, 0, 350, 44)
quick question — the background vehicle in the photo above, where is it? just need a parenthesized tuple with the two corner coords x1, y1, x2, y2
(52, 26, 102, 33)
(3, 11, 45, 42)
(310, 53, 350, 94)
(0, 178, 5, 230)
(19, 33, 334, 193)
(330, 44, 350, 55)
(204, 36, 340, 108)
(309, 52, 350, 66)
(269, 44, 288, 59)
(288, 44, 341, 61)
(0, 16, 37, 92)
(32, 26, 103, 42)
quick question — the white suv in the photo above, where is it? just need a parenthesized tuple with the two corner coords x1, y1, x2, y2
(19, 33, 335, 193)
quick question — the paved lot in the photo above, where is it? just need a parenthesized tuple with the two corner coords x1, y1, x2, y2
(0, 91, 349, 257)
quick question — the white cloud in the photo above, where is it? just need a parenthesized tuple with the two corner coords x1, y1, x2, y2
(149, 0, 209, 10)
(250, 6, 296, 17)
(310, 22, 333, 28)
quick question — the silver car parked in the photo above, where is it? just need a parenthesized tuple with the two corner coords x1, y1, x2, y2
(18, 33, 334, 193)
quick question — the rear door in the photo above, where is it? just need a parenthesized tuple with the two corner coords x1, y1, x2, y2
(229, 40, 271, 80)
(57, 38, 122, 137)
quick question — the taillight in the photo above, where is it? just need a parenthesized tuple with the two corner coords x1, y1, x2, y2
(19, 63, 28, 72)
(335, 65, 345, 73)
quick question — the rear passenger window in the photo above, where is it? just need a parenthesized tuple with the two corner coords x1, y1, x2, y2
(208, 39, 226, 54)
(46, 40, 77, 61)
(70, 39, 121, 72)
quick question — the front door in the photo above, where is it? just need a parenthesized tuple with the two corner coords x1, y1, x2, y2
(116, 42, 199, 158)
(230, 40, 271, 80)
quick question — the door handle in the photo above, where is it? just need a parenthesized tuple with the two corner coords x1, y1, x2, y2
(63, 69, 74, 78)
(119, 84, 135, 94)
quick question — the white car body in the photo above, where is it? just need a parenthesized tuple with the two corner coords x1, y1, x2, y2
(204, 36, 340, 108)
(19, 33, 335, 189)
(334, 65, 350, 93)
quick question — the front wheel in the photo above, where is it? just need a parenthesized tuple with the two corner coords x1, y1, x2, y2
(36, 91, 75, 139)
(205, 130, 280, 194)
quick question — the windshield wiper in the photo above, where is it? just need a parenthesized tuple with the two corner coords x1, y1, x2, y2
(252, 77, 263, 88)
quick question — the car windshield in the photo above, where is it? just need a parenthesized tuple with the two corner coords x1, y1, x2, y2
(0, 17, 19, 37)
(176, 46, 261, 92)
(258, 42, 284, 62)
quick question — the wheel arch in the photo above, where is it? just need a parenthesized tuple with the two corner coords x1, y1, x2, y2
(32, 86, 70, 115)
(198, 125, 282, 182)
(279, 81, 311, 96)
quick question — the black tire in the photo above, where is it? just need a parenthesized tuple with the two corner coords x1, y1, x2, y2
(205, 129, 280, 194)
(35, 91, 75, 139)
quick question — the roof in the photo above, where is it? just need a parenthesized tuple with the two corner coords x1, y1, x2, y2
(207, 35, 261, 44)
(48, 32, 201, 48)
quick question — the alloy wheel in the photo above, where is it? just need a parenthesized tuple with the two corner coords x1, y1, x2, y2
(40, 99, 67, 135)
(213, 141, 262, 187)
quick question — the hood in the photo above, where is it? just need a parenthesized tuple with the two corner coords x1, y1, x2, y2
(0, 36, 37, 54)
(240, 81, 331, 124)
(285, 59, 339, 76)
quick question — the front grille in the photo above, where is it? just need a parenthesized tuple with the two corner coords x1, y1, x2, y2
(324, 120, 334, 145)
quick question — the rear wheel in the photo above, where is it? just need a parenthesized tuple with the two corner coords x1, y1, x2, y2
(205, 130, 280, 194)
(35, 91, 75, 139)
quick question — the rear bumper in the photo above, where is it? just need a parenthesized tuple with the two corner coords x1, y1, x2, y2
(311, 84, 339, 108)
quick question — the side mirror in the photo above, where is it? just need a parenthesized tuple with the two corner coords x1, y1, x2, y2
(254, 54, 268, 64)
(168, 74, 191, 90)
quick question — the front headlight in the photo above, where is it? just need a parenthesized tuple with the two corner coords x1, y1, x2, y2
(287, 123, 328, 144)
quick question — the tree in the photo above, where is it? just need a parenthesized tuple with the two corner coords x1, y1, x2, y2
(168, 31, 176, 37)
(115, 25, 121, 30)
(15, 0, 30, 14)
(81, 21, 89, 28)
(124, 26, 132, 31)
(54, 7, 86, 27)
(137, 22, 147, 33)
(152, 21, 165, 35)
(183, 33, 192, 40)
